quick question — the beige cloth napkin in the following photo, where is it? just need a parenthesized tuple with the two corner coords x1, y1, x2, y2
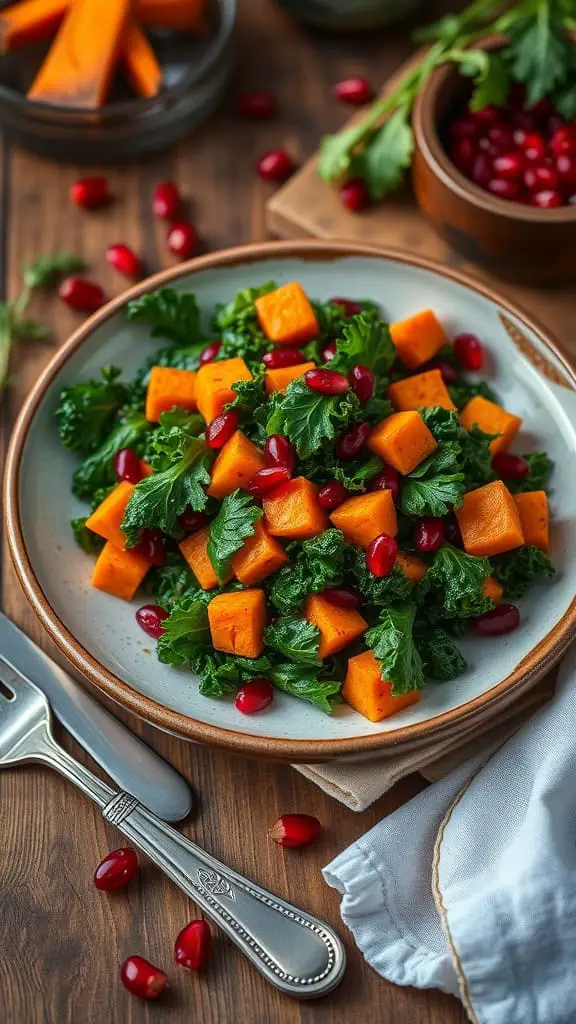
(293, 681, 555, 811)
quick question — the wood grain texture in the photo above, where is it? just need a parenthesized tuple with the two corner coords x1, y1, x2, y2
(0, 3, 500, 1023)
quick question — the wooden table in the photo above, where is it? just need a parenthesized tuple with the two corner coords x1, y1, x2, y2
(0, 3, 554, 1022)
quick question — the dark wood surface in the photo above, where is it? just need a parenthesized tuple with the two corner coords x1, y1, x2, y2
(0, 4, 476, 1023)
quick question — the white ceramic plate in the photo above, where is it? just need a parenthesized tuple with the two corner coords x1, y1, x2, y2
(5, 242, 576, 761)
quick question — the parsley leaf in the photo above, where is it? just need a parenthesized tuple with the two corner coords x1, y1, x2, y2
(361, 106, 414, 200)
(72, 408, 149, 501)
(266, 377, 360, 459)
(506, 452, 553, 494)
(491, 545, 555, 600)
(156, 599, 211, 668)
(468, 51, 510, 111)
(417, 626, 467, 681)
(365, 602, 424, 695)
(23, 251, 85, 289)
(70, 517, 104, 555)
(419, 544, 491, 619)
(126, 288, 203, 345)
(505, 6, 573, 107)
(56, 366, 129, 457)
(264, 617, 321, 666)
(269, 529, 345, 615)
(330, 310, 396, 376)
(270, 663, 341, 714)
(207, 490, 263, 583)
(346, 546, 413, 606)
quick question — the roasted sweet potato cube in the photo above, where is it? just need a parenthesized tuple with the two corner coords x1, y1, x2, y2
(329, 491, 397, 549)
(396, 551, 427, 584)
(456, 480, 525, 556)
(231, 521, 288, 585)
(145, 365, 197, 422)
(305, 593, 367, 659)
(207, 430, 266, 500)
(513, 491, 549, 551)
(342, 650, 421, 722)
(255, 282, 319, 346)
(459, 396, 522, 455)
(388, 369, 456, 412)
(368, 411, 437, 475)
(85, 481, 134, 550)
(390, 309, 447, 370)
(208, 589, 266, 659)
(179, 526, 232, 590)
(264, 362, 315, 395)
(195, 357, 252, 423)
(91, 541, 150, 601)
(263, 477, 329, 540)
(483, 575, 504, 605)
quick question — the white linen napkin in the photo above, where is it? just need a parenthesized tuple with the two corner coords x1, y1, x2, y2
(323, 647, 576, 1024)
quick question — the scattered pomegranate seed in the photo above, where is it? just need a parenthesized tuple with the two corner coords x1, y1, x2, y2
(414, 517, 445, 553)
(330, 297, 363, 317)
(206, 411, 239, 449)
(69, 175, 110, 209)
(199, 340, 221, 365)
(269, 813, 322, 848)
(305, 368, 349, 395)
(59, 277, 105, 312)
(175, 920, 212, 971)
(248, 466, 291, 496)
(425, 358, 458, 385)
(491, 452, 530, 480)
(453, 332, 484, 371)
(333, 76, 373, 105)
(340, 178, 370, 212)
(256, 148, 295, 182)
(106, 243, 141, 279)
(235, 679, 274, 714)
(94, 848, 139, 891)
(120, 956, 167, 1000)
(134, 528, 166, 566)
(336, 420, 371, 459)
(368, 465, 400, 504)
(114, 447, 143, 484)
(167, 221, 198, 260)
(322, 586, 362, 610)
(531, 189, 563, 208)
(472, 604, 520, 636)
(366, 533, 398, 577)
(320, 339, 337, 363)
(178, 508, 208, 533)
(236, 90, 277, 119)
(152, 181, 181, 219)
(318, 480, 349, 509)
(264, 434, 296, 472)
(135, 605, 169, 639)
(349, 364, 375, 403)
(262, 347, 305, 369)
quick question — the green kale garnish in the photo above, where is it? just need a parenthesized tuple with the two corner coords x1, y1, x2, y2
(491, 545, 555, 600)
(72, 408, 150, 501)
(506, 452, 553, 494)
(207, 490, 262, 583)
(56, 366, 129, 457)
(417, 625, 467, 681)
(266, 376, 360, 459)
(365, 602, 424, 695)
(330, 310, 396, 376)
(269, 529, 345, 615)
(270, 662, 341, 713)
(126, 288, 203, 345)
(346, 546, 413, 606)
(264, 617, 321, 666)
(156, 599, 211, 668)
(419, 544, 492, 619)
(213, 282, 275, 366)
(70, 517, 104, 555)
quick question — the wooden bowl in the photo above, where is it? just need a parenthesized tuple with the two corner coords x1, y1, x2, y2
(411, 40, 576, 286)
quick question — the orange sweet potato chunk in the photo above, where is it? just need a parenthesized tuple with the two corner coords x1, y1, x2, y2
(396, 551, 427, 584)
(264, 362, 315, 395)
(329, 491, 397, 549)
(255, 283, 319, 346)
(231, 521, 288, 585)
(456, 480, 525, 556)
(0, 0, 67, 54)
(390, 310, 447, 370)
(122, 21, 162, 99)
(207, 431, 266, 500)
(179, 527, 231, 590)
(138, 0, 205, 31)
(368, 411, 437, 475)
(513, 491, 549, 551)
(195, 357, 252, 423)
(208, 589, 266, 659)
(460, 396, 522, 455)
(91, 541, 150, 601)
(85, 481, 134, 550)
(263, 477, 329, 540)
(145, 366, 197, 422)
(305, 594, 367, 659)
(388, 369, 456, 412)
(343, 650, 421, 722)
(483, 575, 504, 605)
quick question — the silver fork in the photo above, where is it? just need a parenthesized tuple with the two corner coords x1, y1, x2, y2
(0, 664, 346, 998)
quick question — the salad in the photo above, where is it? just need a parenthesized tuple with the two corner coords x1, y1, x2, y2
(56, 280, 556, 721)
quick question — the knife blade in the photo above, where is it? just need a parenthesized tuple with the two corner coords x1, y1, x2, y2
(0, 611, 193, 822)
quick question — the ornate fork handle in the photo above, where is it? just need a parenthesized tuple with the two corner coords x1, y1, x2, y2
(102, 792, 346, 997)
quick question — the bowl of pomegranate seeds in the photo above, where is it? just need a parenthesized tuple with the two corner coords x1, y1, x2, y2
(412, 39, 576, 285)
(5, 241, 576, 760)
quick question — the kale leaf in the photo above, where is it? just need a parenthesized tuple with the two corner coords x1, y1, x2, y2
(213, 282, 275, 365)
(333, 454, 383, 492)
(197, 652, 273, 697)
(448, 379, 498, 410)
(417, 626, 467, 681)
(146, 560, 209, 611)
(346, 546, 413, 606)
(270, 663, 341, 713)
(70, 517, 104, 555)
(264, 617, 321, 666)
(330, 310, 396, 376)
(266, 377, 360, 459)
(365, 602, 424, 695)
(401, 472, 465, 518)
(207, 490, 262, 583)
(269, 529, 345, 615)
(459, 425, 496, 490)
(156, 599, 211, 668)
(126, 288, 203, 345)
(419, 544, 492, 619)
(56, 366, 129, 456)
(506, 452, 553, 494)
(72, 408, 150, 501)
(491, 545, 555, 600)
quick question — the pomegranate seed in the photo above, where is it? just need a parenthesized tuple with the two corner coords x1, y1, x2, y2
(492, 452, 530, 480)
(414, 516, 445, 553)
(199, 340, 221, 365)
(547, 114, 565, 135)
(152, 181, 181, 219)
(248, 466, 291, 496)
(333, 76, 373, 105)
(321, 340, 337, 363)
(472, 604, 520, 636)
(487, 177, 520, 200)
(555, 153, 576, 190)
(175, 920, 212, 970)
(471, 153, 493, 187)
(318, 480, 349, 509)
(524, 164, 558, 191)
(350, 364, 375, 403)
(550, 126, 576, 156)
(530, 189, 563, 208)
(492, 152, 524, 179)
(450, 117, 478, 139)
(120, 956, 167, 1000)
(305, 368, 349, 395)
(135, 605, 169, 639)
(531, 97, 553, 119)
(178, 509, 208, 533)
(471, 105, 500, 125)
(330, 296, 363, 317)
(445, 516, 463, 547)
(167, 221, 198, 260)
(256, 148, 295, 182)
(451, 138, 475, 172)
(269, 813, 322, 847)
(368, 465, 400, 504)
(69, 175, 110, 209)
(366, 533, 398, 577)
(94, 848, 138, 891)
(513, 127, 527, 146)
(322, 586, 362, 610)
(520, 132, 547, 162)
(425, 358, 458, 385)
(340, 178, 370, 212)
(336, 420, 371, 459)
(235, 678, 274, 714)
(264, 434, 296, 471)
(453, 333, 484, 371)
(477, 137, 501, 158)
(114, 447, 143, 484)
(513, 111, 537, 134)
(206, 411, 239, 449)
(487, 124, 515, 151)
(236, 89, 277, 119)
(262, 348, 305, 369)
(59, 277, 105, 312)
(106, 243, 141, 279)
(134, 528, 166, 566)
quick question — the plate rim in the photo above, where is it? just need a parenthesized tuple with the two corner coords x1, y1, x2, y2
(5, 238, 576, 761)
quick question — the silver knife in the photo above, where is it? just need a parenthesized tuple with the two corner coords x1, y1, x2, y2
(0, 611, 193, 822)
